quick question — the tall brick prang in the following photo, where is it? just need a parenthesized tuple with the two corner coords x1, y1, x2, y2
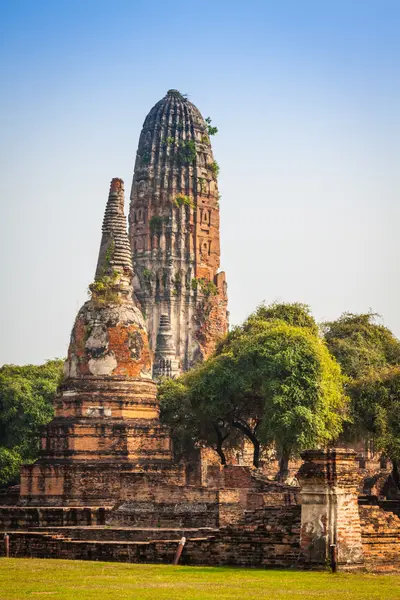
(129, 89, 228, 374)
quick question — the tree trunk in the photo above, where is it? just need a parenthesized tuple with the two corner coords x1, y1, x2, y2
(213, 424, 228, 465)
(252, 438, 260, 469)
(392, 458, 400, 489)
(277, 449, 290, 482)
(215, 441, 227, 465)
(231, 419, 260, 468)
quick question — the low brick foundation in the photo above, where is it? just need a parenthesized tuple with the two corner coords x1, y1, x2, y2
(0, 505, 301, 568)
(0, 506, 112, 529)
(360, 501, 400, 572)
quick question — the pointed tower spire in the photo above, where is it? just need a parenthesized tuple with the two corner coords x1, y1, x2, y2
(93, 178, 133, 298)
(65, 178, 152, 380)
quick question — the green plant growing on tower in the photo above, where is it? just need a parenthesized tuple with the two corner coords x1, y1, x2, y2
(205, 117, 218, 136)
(209, 161, 220, 178)
(142, 151, 151, 165)
(142, 268, 152, 281)
(191, 278, 199, 291)
(174, 194, 194, 209)
(199, 278, 218, 298)
(173, 271, 182, 291)
(88, 270, 121, 305)
(104, 240, 115, 266)
(167, 89, 188, 100)
(164, 137, 175, 147)
(178, 140, 197, 166)
(149, 215, 164, 233)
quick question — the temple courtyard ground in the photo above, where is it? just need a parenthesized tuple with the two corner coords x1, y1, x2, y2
(0, 560, 399, 600)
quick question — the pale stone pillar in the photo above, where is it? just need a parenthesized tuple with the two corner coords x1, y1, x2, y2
(297, 448, 364, 570)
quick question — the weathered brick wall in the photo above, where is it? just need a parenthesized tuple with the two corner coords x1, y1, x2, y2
(19, 460, 189, 507)
(14, 526, 218, 542)
(0, 486, 20, 506)
(0, 506, 112, 530)
(360, 502, 400, 572)
(110, 485, 220, 528)
(0, 505, 301, 568)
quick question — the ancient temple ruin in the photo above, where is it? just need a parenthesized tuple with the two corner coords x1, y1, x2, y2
(129, 89, 228, 376)
(0, 93, 399, 573)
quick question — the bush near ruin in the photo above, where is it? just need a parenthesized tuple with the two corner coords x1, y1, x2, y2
(0, 360, 63, 485)
(323, 312, 400, 488)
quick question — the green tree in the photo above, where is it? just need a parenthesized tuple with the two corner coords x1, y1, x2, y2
(348, 367, 400, 487)
(215, 302, 319, 355)
(159, 374, 241, 465)
(160, 303, 346, 479)
(0, 359, 63, 486)
(250, 302, 319, 335)
(322, 312, 400, 379)
(323, 312, 400, 489)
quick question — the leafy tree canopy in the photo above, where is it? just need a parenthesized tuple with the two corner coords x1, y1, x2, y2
(0, 359, 63, 486)
(160, 303, 346, 479)
(348, 367, 400, 486)
(216, 302, 319, 353)
(323, 312, 400, 489)
(322, 312, 400, 379)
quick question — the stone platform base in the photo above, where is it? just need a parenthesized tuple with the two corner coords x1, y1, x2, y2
(0, 506, 301, 568)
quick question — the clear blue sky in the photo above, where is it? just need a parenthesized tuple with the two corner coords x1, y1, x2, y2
(0, 0, 399, 365)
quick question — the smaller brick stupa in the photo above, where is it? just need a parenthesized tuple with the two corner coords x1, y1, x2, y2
(20, 179, 173, 505)
(153, 314, 180, 379)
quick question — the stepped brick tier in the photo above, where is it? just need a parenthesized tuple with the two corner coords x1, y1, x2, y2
(129, 89, 228, 375)
(20, 179, 175, 506)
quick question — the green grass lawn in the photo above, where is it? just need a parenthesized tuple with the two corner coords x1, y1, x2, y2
(0, 559, 399, 600)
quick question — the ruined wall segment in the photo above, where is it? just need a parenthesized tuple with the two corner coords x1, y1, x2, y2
(129, 90, 228, 373)
(297, 448, 365, 571)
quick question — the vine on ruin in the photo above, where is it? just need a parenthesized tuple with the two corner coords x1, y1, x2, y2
(88, 270, 121, 305)
(199, 278, 218, 297)
(174, 194, 194, 209)
(105, 240, 115, 266)
(142, 151, 151, 165)
(178, 140, 197, 165)
(173, 271, 182, 292)
(143, 267, 152, 281)
(167, 89, 188, 100)
(210, 160, 220, 178)
(150, 215, 166, 233)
